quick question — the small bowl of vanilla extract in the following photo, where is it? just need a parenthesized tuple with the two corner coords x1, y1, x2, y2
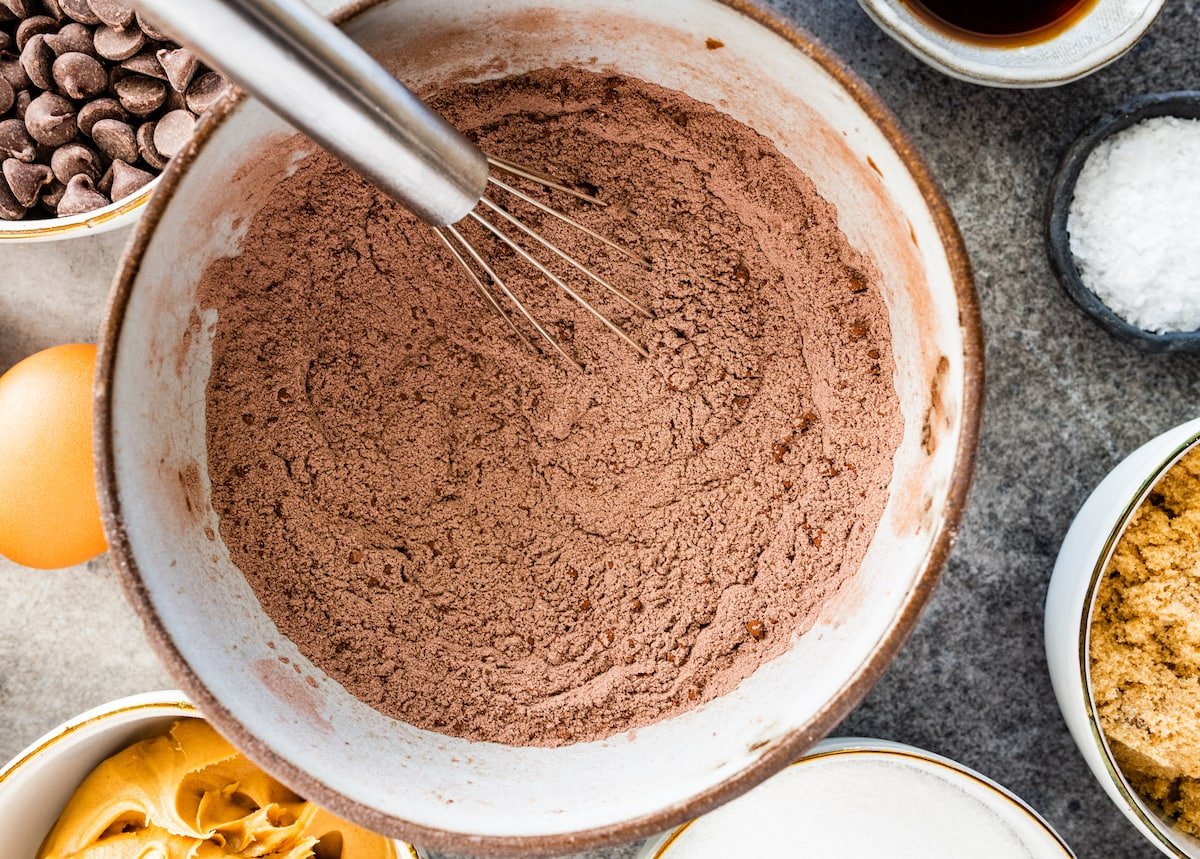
(857, 0, 1165, 88)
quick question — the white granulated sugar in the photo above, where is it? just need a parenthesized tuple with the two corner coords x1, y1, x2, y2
(1068, 116, 1200, 334)
(662, 755, 1051, 858)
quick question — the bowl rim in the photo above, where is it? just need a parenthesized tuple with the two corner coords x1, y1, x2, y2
(647, 739, 1076, 857)
(1046, 91, 1200, 353)
(856, 0, 1165, 88)
(0, 691, 421, 859)
(1074, 428, 1200, 858)
(0, 179, 156, 242)
(0, 691, 197, 785)
(93, 0, 984, 853)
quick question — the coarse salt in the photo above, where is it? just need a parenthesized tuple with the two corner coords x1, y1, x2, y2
(1067, 116, 1200, 334)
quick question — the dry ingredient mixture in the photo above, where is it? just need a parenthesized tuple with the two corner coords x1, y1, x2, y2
(201, 67, 902, 746)
(1091, 446, 1200, 836)
(1068, 116, 1200, 333)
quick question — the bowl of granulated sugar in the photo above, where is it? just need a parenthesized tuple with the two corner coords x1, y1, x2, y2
(1048, 91, 1200, 352)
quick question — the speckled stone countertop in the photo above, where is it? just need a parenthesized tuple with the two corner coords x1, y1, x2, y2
(2, 2, 1197, 858)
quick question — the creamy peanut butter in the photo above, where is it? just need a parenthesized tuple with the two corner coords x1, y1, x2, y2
(37, 719, 395, 859)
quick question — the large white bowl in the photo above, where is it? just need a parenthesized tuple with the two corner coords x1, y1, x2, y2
(1046, 418, 1200, 858)
(0, 692, 417, 858)
(95, 0, 982, 854)
(636, 738, 1074, 857)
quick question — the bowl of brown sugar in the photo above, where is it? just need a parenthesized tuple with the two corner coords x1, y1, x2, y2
(1049, 420, 1200, 858)
(95, 0, 982, 854)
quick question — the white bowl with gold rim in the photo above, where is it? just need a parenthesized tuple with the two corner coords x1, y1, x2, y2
(0, 691, 418, 859)
(636, 738, 1074, 857)
(0, 181, 156, 243)
(857, 0, 1165, 88)
(1046, 418, 1200, 858)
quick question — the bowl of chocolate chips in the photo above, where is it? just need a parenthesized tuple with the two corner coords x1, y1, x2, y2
(0, 0, 227, 240)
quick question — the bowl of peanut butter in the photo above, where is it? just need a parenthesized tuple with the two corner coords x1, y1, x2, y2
(0, 692, 414, 859)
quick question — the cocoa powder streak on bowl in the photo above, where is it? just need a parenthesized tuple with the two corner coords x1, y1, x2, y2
(200, 68, 902, 747)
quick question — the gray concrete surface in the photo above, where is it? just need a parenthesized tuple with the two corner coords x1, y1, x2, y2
(3, 1, 1198, 857)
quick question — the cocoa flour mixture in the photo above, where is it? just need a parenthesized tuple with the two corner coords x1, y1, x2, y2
(200, 68, 902, 746)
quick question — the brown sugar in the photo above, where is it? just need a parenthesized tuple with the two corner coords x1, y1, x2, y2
(1091, 446, 1200, 835)
(200, 67, 902, 746)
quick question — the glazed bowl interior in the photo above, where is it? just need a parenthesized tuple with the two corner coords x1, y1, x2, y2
(99, 0, 979, 852)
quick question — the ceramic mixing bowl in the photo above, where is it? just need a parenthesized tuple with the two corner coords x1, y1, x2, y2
(1047, 418, 1200, 858)
(636, 738, 1074, 857)
(0, 691, 418, 858)
(95, 0, 982, 854)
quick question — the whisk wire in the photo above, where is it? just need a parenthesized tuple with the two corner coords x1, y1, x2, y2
(433, 158, 652, 368)
(467, 209, 651, 360)
(486, 175, 640, 264)
(433, 227, 535, 352)
(443, 222, 584, 371)
(476, 196, 652, 319)
(487, 155, 607, 206)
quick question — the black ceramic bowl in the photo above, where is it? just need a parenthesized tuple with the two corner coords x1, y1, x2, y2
(1046, 91, 1200, 353)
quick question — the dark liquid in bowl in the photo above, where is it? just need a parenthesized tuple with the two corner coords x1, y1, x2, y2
(901, 0, 1097, 45)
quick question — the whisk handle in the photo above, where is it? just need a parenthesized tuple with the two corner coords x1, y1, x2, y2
(130, 0, 489, 226)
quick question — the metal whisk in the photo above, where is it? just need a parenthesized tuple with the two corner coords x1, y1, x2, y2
(131, 0, 650, 368)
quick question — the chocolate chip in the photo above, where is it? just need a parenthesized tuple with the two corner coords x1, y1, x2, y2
(113, 73, 163, 114)
(44, 22, 93, 56)
(86, 0, 132, 30)
(41, 177, 64, 207)
(56, 172, 106, 214)
(2, 156, 50, 206)
(42, 0, 64, 21)
(0, 75, 12, 114)
(14, 14, 55, 50)
(95, 156, 108, 192)
(133, 10, 168, 41)
(90, 116, 134, 161)
(24, 92, 75, 145)
(135, 119, 165, 168)
(106, 156, 150, 200)
(152, 108, 192, 156)
(745, 619, 766, 640)
(119, 49, 164, 80)
(0, 55, 28, 90)
(59, 0, 99, 25)
(0, 170, 26, 219)
(93, 22, 141, 60)
(53, 50, 105, 98)
(12, 87, 28, 118)
(18, 32, 53, 89)
(162, 85, 186, 113)
(0, 0, 35, 19)
(75, 98, 117, 136)
(155, 46, 196, 93)
(185, 71, 227, 114)
(0, 31, 10, 53)
(50, 141, 99, 182)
